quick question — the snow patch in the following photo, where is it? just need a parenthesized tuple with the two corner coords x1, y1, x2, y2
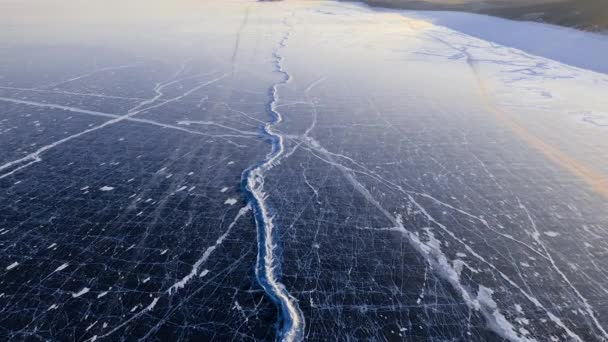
(477, 286, 534, 342)
(54, 263, 69, 272)
(72, 287, 90, 298)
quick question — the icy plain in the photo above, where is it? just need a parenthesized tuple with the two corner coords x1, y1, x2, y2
(1, 0, 608, 341)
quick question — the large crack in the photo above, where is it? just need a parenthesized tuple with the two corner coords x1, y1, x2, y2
(240, 21, 305, 342)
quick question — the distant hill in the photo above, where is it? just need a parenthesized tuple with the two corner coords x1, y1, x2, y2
(344, 0, 608, 32)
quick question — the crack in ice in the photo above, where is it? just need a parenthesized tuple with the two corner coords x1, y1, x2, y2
(0, 72, 230, 179)
(167, 205, 250, 294)
(241, 23, 305, 342)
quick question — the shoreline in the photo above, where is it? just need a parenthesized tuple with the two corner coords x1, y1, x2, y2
(339, 0, 608, 33)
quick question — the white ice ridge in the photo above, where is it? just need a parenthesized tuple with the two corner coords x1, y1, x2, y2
(167, 204, 250, 294)
(0, 71, 231, 180)
(408, 193, 585, 341)
(414, 191, 608, 337)
(244, 24, 305, 342)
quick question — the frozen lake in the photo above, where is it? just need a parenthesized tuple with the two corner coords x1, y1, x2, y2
(1, 0, 608, 341)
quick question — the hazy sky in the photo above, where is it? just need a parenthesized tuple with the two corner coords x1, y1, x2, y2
(0, 0, 253, 47)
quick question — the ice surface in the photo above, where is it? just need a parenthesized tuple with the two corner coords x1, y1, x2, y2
(0, 0, 607, 341)
(402, 9, 608, 75)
